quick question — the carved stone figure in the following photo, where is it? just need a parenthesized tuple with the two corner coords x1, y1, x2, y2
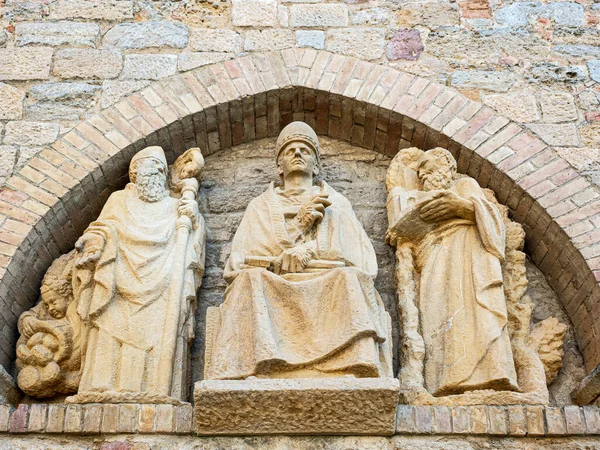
(386, 147, 566, 405)
(16, 251, 82, 398)
(205, 122, 393, 380)
(66, 146, 206, 404)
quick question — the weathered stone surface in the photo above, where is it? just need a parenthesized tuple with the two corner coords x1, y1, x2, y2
(350, 7, 390, 25)
(121, 54, 178, 80)
(483, 92, 539, 123)
(49, 0, 133, 21)
(573, 364, 600, 405)
(326, 28, 386, 60)
(451, 70, 516, 92)
(195, 378, 400, 435)
(53, 49, 123, 80)
(290, 4, 349, 27)
(26, 82, 100, 120)
(296, 30, 325, 49)
(244, 29, 295, 51)
(554, 44, 600, 58)
(0, 48, 53, 81)
(0, 365, 20, 405)
(588, 60, 600, 83)
(4, 121, 59, 146)
(103, 22, 189, 50)
(0, 83, 25, 120)
(386, 29, 424, 61)
(178, 53, 234, 72)
(530, 63, 587, 83)
(496, 2, 584, 27)
(100, 80, 150, 109)
(189, 29, 243, 53)
(0, 146, 17, 187)
(540, 92, 578, 123)
(15, 22, 99, 47)
(0, 30, 7, 48)
(526, 123, 580, 146)
(232, 0, 278, 27)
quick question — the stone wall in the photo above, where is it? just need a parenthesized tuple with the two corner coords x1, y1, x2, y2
(0, 0, 598, 191)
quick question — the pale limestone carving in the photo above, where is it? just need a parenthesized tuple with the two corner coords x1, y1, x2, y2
(194, 377, 400, 435)
(66, 146, 206, 405)
(529, 317, 568, 384)
(205, 122, 393, 380)
(16, 251, 81, 399)
(386, 147, 566, 406)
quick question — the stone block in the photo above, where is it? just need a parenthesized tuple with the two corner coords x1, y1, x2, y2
(138, 404, 155, 433)
(26, 82, 100, 120)
(103, 22, 189, 50)
(45, 404, 66, 433)
(496, 2, 584, 27)
(414, 406, 433, 433)
(396, 405, 416, 433)
(15, 22, 99, 47)
(82, 405, 103, 434)
(588, 60, 600, 83)
(190, 29, 243, 53)
(488, 407, 508, 435)
(540, 92, 577, 123)
(53, 49, 123, 79)
(0, 83, 25, 121)
(4, 122, 59, 146)
(122, 54, 178, 80)
(9, 404, 28, 433)
(178, 53, 234, 72)
(49, 0, 134, 21)
(583, 406, 600, 434)
(290, 4, 349, 27)
(386, 29, 424, 61)
(554, 45, 600, 58)
(101, 404, 118, 433)
(155, 404, 174, 433)
(545, 407, 566, 435)
(351, 7, 390, 25)
(64, 405, 82, 433)
(296, 30, 325, 49)
(564, 406, 585, 434)
(245, 29, 295, 51)
(232, 0, 278, 27)
(530, 63, 587, 83)
(526, 405, 545, 436)
(0, 405, 9, 432)
(432, 406, 452, 433)
(194, 377, 400, 435)
(483, 92, 539, 123)
(117, 404, 138, 433)
(326, 28, 386, 61)
(452, 406, 471, 433)
(0, 30, 7, 47)
(546, 2, 585, 26)
(175, 405, 193, 434)
(28, 404, 47, 433)
(100, 80, 150, 109)
(451, 70, 515, 92)
(0, 48, 52, 81)
(0, 146, 17, 186)
(526, 123, 580, 146)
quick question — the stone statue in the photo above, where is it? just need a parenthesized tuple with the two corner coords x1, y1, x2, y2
(205, 122, 393, 380)
(386, 147, 566, 405)
(16, 251, 82, 398)
(66, 146, 206, 405)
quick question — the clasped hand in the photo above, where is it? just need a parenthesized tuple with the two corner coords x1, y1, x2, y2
(419, 190, 475, 223)
(294, 193, 332, 233)
(178, 197, 199, 228)
(273, 245, 314, 275)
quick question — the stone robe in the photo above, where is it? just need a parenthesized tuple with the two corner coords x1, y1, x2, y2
(414, 177, 518, 396)
(207, 181, 392, 380)
(74, 184, 204, 401)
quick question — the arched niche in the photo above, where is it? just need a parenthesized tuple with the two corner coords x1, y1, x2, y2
(0, 49, 597, 380)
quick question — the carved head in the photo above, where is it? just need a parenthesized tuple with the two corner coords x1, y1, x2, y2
(275, 122, 321, 181)
(129, 146, 169, 202)
(41, 252, 74, 320)
(417, 148, 457, 192)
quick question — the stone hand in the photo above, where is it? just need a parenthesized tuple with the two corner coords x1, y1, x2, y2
(274, 245, 314, 274)
(419, 190, 475, 223)
(20, 316, 42, 339)
(178, 197, 199, 227)
(75, 233, 105, 268)
(294, 193, 332, 233)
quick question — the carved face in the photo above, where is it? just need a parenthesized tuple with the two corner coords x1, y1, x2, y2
(41, 288, 69, 320)
(135, 158, 167, 202)
(417, 156, 454, 192)
(277, 142, 318, 180)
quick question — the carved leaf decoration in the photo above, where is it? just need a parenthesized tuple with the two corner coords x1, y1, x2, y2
(528, 317, 568, 385)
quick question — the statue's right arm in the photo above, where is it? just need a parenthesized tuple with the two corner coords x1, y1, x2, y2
(74, 231, 106, 269)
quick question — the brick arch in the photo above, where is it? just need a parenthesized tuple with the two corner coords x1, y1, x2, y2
(0, 49, 598, 376)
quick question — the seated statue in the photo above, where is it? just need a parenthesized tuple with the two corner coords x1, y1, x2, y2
(206, 122, 393, 380)
(16, 251, 82, 398)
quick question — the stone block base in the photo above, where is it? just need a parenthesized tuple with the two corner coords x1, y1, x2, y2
(194, 377, 400, 435)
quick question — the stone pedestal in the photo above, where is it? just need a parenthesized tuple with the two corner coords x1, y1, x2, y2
(194, 377, 400, 435)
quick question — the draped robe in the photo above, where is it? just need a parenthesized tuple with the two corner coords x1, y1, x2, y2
(414, 177, 518, 396)
(207, 181, 392, 380)
(74, 184, 205, 401)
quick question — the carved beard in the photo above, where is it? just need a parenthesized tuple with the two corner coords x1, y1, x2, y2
(136, 170, 167, 202)
(421, 169, 453, 192)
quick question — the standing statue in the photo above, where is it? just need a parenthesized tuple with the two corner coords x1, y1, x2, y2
(66, 146, 206, 404)
(16, 251, 82, 398)
(386, 147, 566, 405)
(205, 122, 393, 380)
